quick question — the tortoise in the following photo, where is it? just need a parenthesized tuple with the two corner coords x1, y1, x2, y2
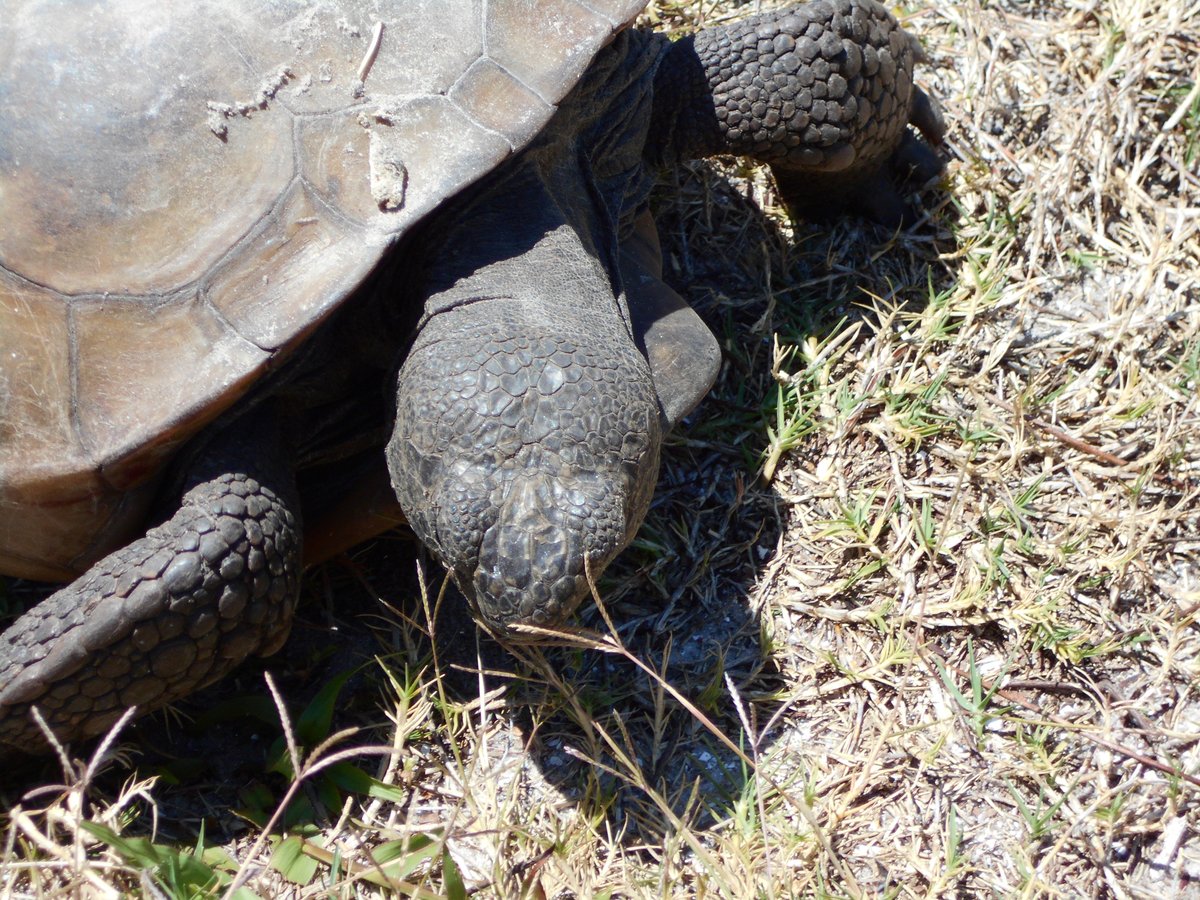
(0, 0, 943, 753)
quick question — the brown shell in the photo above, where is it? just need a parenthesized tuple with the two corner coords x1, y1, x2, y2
(0, 0, 647, 581)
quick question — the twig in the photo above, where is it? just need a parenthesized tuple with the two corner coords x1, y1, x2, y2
(356, 22, 384, 84)
(992, 396, 1186, 489)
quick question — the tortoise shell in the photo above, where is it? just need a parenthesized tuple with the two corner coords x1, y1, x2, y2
(0, 0, 646, 581)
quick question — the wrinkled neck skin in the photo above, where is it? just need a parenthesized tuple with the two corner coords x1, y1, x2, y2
(388, 75, 665, 633)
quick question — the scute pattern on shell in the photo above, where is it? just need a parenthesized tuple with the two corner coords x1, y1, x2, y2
(0, 0, 647, 582)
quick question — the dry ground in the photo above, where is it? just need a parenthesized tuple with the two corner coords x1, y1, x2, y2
(3, 0, 1199, 896)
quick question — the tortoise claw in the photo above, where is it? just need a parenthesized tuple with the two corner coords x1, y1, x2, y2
(910, 85, 947, 148)
(770, 93, 945, 230)
(771, 136, 942, 230)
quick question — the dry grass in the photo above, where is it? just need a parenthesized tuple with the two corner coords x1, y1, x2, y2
(4, 0, 1200, 896)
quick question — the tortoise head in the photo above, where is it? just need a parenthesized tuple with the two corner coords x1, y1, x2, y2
(423, 467, 645, 634)
(386, 300, 663, 637)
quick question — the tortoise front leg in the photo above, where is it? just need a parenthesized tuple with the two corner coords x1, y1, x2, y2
(648, 0, 944, 225)
(0, 414, 302, 753)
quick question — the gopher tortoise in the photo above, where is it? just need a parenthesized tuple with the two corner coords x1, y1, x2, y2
(0, 0, 943, 752)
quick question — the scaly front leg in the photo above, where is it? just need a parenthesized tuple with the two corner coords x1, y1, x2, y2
(648, 0, 944, 225)
(0, 413, 302, 753)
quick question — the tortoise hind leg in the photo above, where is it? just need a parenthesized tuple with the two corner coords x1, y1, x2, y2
(647, 0, 945, 226)
(0, 413, 302, 753)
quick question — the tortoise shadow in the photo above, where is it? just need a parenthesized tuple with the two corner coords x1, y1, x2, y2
(0, 157, 957, 860)
(505, 159, 956, 841)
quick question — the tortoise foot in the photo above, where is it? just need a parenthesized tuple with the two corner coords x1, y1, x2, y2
(0, 421, 301, 753)
(652, 0, 945, 226)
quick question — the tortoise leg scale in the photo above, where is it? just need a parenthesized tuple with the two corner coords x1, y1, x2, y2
(0, 415, 301, 752)
(649, 0, 945, 225)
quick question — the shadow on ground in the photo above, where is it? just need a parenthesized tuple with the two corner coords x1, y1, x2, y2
(1, 157, 954, 863)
